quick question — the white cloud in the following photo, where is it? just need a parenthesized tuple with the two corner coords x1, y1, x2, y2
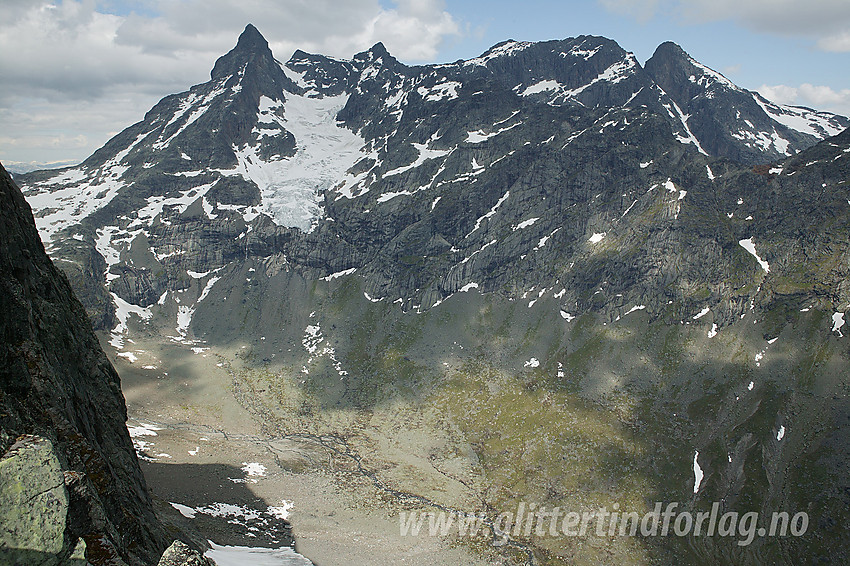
(758, 83, 850, 117)
(600, 0, 850, 52)
(0, 132, 88, 150)
(757, 84, 799, 106)
(677, 0, 850, 36)
(0, 0, 461, 163)
(351, 0, 461, 60)
(818, 30, 850, 52)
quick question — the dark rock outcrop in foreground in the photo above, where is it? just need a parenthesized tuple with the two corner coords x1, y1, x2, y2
(0, 163, 206, 565)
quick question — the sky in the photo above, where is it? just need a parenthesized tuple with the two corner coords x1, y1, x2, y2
(1, 0, 849, 167)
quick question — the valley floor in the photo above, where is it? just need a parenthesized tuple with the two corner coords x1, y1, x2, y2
(110, 336, 513, 566)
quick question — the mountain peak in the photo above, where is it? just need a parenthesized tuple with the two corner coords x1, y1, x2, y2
(354, 41, 393, 62)
(235, 24, 269, 53)
(211, 24, 275, 80)
(645, 39, 737, 98)
(651, 40, 687, 59)
(369, 41, 389, 56)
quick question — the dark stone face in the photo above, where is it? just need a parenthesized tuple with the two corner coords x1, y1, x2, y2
(0, 164, 171, 565)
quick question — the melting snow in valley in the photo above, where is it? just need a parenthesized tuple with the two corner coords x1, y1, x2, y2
(300, 318, 348, 378)
(109, 293, 152, 348)
(241, 462, 267, 477)
(205, 541, 313, 566)
(127, 422, 165, 462)
(127, 422, 162, 437)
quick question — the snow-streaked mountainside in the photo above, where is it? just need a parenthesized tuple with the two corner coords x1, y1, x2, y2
(12, 25, 850, 565)
(16, 25, 848, 332)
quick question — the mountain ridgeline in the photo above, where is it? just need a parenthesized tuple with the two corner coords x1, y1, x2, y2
(17, 25, 848, 329)
(15, 24, 850, 565)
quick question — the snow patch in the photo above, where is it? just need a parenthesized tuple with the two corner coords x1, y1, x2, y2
(693, 451, 704, 494)
(514, 217, 539, 230)
(241, 462, 267, 477)
(302, 325, 323, 354)
(520, 80, 563, 96)
(109, 293, 152, 349)
(465, 120, 520, 144)
(738, 238, 770, 273)
(205, 541, 313, 566)
(463, 41, 532, 67)
(25, 130, 151, 243)
(170, 502, 197, 519)
(753, 94, 846, 139)
(658, 93, 708, 155)
(127, 422, 162, 437)
(321, 268, 357, 281)
(198, 276, 221, 302)
(563, 44, 602, 60)
(417, 81, 461, 102)
(467, 192, 509, 237)
(832, 312, 845, 336)
(624, 305, 646, 316)
(383, 141, 452, 178)
(267, 500, 294, 521)
(693, 307, 710, 320)
(559, 55, 638, 99)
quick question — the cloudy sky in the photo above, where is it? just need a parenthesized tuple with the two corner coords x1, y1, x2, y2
(2, 0, 849, 166)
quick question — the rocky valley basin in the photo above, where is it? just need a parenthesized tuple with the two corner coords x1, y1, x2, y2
(5, 22, 850, 566)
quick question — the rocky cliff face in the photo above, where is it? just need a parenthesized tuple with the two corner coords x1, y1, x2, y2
(12, 25, 850, 565)
(0, 163, 171, 565)
(16, 25, 848, 337)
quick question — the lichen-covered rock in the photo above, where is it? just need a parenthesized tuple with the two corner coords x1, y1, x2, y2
(0, 435, 71, 565)
(156, 540, 212, 566)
